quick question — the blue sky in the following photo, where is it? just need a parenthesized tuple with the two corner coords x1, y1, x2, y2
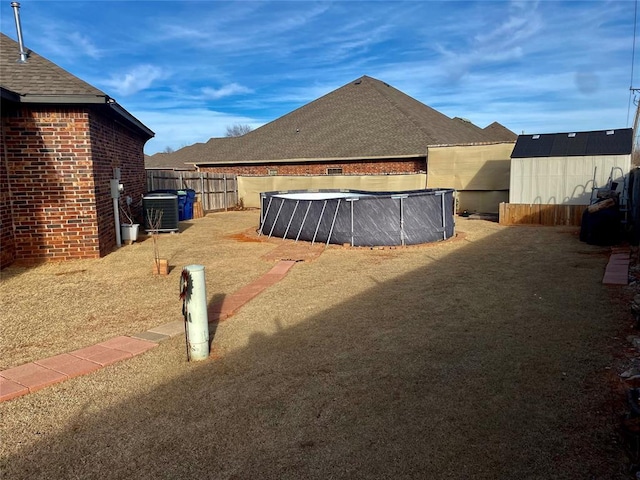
(1, 0, 638, 154)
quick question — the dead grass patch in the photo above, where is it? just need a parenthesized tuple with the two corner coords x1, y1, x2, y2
(0, 213, 633, 478)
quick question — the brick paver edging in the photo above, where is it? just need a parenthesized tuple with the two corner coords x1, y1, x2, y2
(0, 261, 297, 402)
(603, 249, 630, 285)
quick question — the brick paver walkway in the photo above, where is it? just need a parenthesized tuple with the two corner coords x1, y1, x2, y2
(1, 246, 629, 402)
(0, 260, 297, 402)
(603, 247, 630, 285)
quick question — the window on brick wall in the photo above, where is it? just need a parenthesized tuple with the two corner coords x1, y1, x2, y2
(327, 167, 343, 175)
(267, 169, 278, 175)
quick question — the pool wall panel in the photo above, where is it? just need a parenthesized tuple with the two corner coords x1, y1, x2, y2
(260, 189, 455, 246)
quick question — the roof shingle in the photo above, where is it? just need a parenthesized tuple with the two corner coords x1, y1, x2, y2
(146, 75, 515, 169)
(1, 32, 154, 139)
(0, 32, 105, 97)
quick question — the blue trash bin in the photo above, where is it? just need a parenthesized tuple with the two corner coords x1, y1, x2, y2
(176, 190, 188, 221)
(150, 189, 194, 221)
(184, 189, 196, 220)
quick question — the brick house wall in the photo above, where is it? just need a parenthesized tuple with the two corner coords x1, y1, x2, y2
(198, 157, 426, 176)
(88, 110, 147, 256)
(0, 129, 14, 268)
(0, 104, 147, 267)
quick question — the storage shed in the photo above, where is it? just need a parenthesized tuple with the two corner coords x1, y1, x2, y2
(501, 128, 633, 226)
(509, 128, 633, 205)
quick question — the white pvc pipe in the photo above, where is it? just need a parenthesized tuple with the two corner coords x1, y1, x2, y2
(184, 264, 209, 361)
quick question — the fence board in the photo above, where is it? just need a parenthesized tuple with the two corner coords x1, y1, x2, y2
(146, 171, 238, 212)
(499, 203, 585, 226)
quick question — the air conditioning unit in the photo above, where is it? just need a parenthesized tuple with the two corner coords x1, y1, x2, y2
(142, 193, 179, 232)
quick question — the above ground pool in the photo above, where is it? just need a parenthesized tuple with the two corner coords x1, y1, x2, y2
(259, 189, 455, 247)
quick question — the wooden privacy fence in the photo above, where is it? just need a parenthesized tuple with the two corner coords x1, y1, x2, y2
(499, 203, 585, 226)
(146, 171, 238, 212)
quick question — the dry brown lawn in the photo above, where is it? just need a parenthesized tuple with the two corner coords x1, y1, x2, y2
(0, 211, 632, 479)
(0, 212, 276, 370)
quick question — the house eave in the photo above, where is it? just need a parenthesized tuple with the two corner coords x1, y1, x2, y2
(428, 140, 516, 148)
(144, 166, 197, 171)
(0, 87, 20, 102)
(1, 90, 155, 140)
(108, 101, 155, 140)
(17, 93, 108, 104)
(190, 141, 516, 167)
(511, 152, 632, 160)
(191, 153, 427, 167)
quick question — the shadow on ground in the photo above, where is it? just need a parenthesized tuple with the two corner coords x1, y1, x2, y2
(0, 222, 631, 479)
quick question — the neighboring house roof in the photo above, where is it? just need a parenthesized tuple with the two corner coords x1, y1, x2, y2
(145, 138, 241, 170)
(0, 32, 154, 139)
(144, 144, 206, 171)
(483, 122, 518, 142)
(511, 128, 633, 158)
(452, 118, 516, 142)
(146, 75, 515, 169)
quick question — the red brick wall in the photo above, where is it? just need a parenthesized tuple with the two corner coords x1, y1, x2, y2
(88, 109, 147, 256)
(198, 157, 426, 176)
(0, 105, 147, 266)
(0, 118, 15, 268)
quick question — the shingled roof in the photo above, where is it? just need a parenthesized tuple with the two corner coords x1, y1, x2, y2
(0, 32, 153, 138)
(144, 142, 213, 171)
(482, 122, 518, 142)
(146, 75, 515, 169)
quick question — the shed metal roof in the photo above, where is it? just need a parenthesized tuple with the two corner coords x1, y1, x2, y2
(511, 128, 633, 158)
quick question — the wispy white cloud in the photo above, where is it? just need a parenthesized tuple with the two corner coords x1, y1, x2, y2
(201, 83, 253, 100)
(67, 32, 102, 59)
(435, 1, 543, 82)
(102, 65, 165, 96)
(31, 29, 103, 62)
(0, 0, 632, 151)
(159, 24, 211, 41)
(144, 2, 331, 56)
